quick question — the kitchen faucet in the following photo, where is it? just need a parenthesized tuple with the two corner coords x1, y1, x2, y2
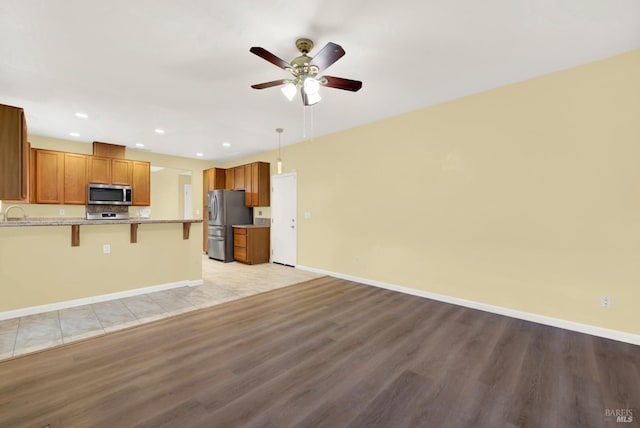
(4, 204, 27, 221)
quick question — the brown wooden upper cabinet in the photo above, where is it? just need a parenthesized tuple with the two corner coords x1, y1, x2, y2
(234, 166, 245, 190)
(223, 162, 270, 206)
(89, 157, 132, 185)
(244, 164, 252, 206)
(111, 158, 133, 185)
(225, 168, 234, 190)
(0, 103, 28, 200)
(63, 153, 88, 204)
(88, 156, 111, 184)
(203, 167, 225, 195)
(246, 162, 270, 207)
(32, 150, 87, 205)
(131, 161, 150, 206)
(34, 149, 64, 204)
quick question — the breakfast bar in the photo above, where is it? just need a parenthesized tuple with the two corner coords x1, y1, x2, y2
(0, 218, 204, 315)
(0, 218, 202, 246)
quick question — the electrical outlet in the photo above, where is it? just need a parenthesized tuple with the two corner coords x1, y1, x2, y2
(304, 211, 312, 219)
(59, 209, 65, 215)
(354, 256, 360, 264)
(600, 295, 610, 309)
(103, 244, 111, 254)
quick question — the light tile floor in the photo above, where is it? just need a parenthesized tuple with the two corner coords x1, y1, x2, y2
(0, 257, 322, 361)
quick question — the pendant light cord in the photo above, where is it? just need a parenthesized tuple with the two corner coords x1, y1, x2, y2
(276, 128, 284, 174)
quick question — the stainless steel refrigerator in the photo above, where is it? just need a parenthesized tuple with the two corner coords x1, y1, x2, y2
(207, 189, 253, 262)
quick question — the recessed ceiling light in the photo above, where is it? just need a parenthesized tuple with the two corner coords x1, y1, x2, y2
(135, 143, 145, 148)
(196, 153, 204, 157)
(155, 129, 165, 134)
(75, 112, 88, 119)
(69, 132, 80, 137)
(222, 142, 231, 147)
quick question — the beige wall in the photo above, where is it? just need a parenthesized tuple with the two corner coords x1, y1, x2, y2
(149, 167, 191, 219)
(0, 222, 203, 312)
(0, 137, 212, 313)
(227, 50, 640, 335)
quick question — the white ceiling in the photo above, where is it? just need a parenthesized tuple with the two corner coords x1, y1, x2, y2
(1, 1, 639, 162)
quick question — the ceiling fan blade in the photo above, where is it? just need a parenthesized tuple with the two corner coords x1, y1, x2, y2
(321, 75, 363, 92)
(249, 47, 292, 70)
(309, 42, 345, 71)
(251, 79, 288, 90)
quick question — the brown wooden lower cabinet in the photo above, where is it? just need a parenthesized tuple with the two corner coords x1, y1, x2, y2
(233, 226, 270, 265)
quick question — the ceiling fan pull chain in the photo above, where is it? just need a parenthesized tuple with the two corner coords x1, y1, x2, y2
(310, 106, 314, 140)
(303, 104, 307, 138)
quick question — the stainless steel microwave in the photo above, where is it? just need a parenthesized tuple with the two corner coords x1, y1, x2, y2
(88, 183, 132, 205)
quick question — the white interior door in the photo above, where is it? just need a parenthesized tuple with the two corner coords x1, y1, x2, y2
(271, 172, 297, 266)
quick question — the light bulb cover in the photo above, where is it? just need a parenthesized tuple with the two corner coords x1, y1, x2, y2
(277, 158, 282, 174)
(281, 83, 297, 101)
(303, 77, 320, 95)
(305, 91, 322, 105)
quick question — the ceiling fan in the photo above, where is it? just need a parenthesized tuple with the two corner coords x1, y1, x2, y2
(250, 38, 362, 106)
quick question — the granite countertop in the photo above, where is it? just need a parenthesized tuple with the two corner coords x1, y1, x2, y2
(0, 217, 203, 227)
(232, 224, 270, 229)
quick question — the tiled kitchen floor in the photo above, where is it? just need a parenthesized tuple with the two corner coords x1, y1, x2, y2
(0, 257, 322, 361)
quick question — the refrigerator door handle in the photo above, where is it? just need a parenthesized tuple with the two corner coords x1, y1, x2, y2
(207, 193, 212, 222)
(213, 193, 218, 222)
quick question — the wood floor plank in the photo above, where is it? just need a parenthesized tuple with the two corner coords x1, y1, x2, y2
(294, 299, 460, 428)
(506, 325, 561, 427)
(0, 276, 638, 428)
(202, 289, 425, 426)
(345, 370, 433, 428)
(247, 298, 443, 427)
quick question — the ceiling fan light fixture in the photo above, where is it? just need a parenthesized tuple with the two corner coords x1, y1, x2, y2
(303, 77, 320, 95)
(250, 38, 361, 106)
(304, 91, 322, 106)
(281, 82, 297, 101)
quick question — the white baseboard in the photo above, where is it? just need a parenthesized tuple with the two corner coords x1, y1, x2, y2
(0, 279, 204, 321)
(296, 265, 640, 346)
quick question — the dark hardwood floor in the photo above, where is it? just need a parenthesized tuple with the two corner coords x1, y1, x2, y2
(0, 277, 638, 428)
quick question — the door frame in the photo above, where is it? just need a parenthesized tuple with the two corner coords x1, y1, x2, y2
(270, 172, 297, 266)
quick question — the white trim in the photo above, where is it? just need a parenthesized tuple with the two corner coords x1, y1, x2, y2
(0, 279, 203, 321)
(296, 265, 640, 346)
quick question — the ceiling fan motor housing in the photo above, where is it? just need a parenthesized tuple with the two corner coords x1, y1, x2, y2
(289, 39, 319, 82)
